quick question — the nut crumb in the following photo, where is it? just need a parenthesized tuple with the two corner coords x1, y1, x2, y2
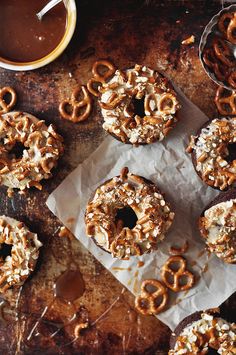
(58, 226, 74, 240)
(181, 35, 195, 45)
(74, 322, 89, 338)
(7, 188, 14, 198)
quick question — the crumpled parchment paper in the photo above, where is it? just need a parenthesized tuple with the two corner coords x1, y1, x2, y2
(46, 88, 236, 331)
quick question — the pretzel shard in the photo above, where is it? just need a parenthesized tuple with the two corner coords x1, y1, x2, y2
(0, 87, 17, 114)
(161, 255, 195, 292)
(59, 85, 92, 123)
(135, 279, 168, 315)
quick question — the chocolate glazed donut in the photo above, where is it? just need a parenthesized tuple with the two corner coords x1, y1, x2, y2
(85, 167, 175, 260)
(169, 310, 236, 354)
(187, 117, 236, 191)
(99, 64, 181, 145)
(199, 189, 236, 264)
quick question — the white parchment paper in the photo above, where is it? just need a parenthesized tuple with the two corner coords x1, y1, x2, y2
(46, 89, 236, 331)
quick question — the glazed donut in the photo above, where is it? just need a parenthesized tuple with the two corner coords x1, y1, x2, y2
(199, 189, 236, 264)
(85, 167, 174, 260)
(169, 311, 236, 354)
(99, 64, 180, 145)
(187, 117, 236, 190)
(0, 111, 64, 191)
(0, 216, 42, 292)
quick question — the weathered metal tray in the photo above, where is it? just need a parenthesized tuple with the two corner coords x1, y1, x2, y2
(0, 1, 235, 354)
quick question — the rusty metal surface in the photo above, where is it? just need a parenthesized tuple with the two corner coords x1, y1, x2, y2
(0, 0, 235, 354)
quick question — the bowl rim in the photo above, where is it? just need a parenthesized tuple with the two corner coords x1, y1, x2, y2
(0, 0, 77, 71)
(199, 4, 236, 90)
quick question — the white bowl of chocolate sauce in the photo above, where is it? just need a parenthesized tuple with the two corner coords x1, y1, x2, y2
(0, 0, 77, 71)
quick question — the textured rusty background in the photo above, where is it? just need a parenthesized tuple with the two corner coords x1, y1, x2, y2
(0, 0, 235, 354)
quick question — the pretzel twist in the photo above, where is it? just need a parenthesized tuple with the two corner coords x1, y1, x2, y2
(135, 279, 168, 315)
(161, 256, 195, 292)
(0, 87, 17, 114)
(215, 87, 236, 115)
(203, 48, 228, 82)
(169, 240, 189, 255)
(59, 86, 92, 123)
(227, 12, 236, 44)
(218, 12, 234, 37)
(158, 93, 179, 115)
(87, 60, 116, 97)
(228, 71, 236, 89)
(213, 37, 234, 67)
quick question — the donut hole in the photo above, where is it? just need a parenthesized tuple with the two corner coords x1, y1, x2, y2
(9, 141, 27, 159)
(130, 97, 145, 118)
(226, 143, 236, 163)
(115, 206, 137, 229)
(0, 243, 12, 260)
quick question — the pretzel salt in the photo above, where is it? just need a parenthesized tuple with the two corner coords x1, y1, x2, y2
(161, 256, 195, 292)
(215, 87, 236, 115)
(0, 87, 17, 114)
(59, 86, 92, 123)
(135, 279, 168, 315)
(87, 60, 116, 97)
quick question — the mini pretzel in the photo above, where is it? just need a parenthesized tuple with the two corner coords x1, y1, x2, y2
(0, 87, 17, 114)
(161, 256, 195, 292)
(215, 86, 236, 115)
(158, 93, 179, 115)
(227, 12, 236, 44)
(87, 60, 116, 97)
(228, 71, 236, 89)
(59, 85, 92, 123)
(213, 37, 234, 67)
(135, 279, 168, 315)
(218, 12, 234, 37)
(203, 48, 228, 82)
(169, 240, 189, 255)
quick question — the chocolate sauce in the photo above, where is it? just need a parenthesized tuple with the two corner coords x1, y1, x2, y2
(54, 270, 85, 303)
(0, 0, 67, 62)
